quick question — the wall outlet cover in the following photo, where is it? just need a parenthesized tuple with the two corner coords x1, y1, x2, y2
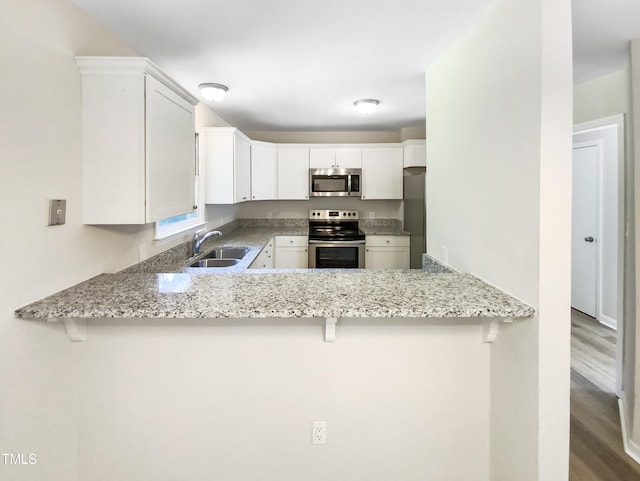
(48, 199, 66, 226)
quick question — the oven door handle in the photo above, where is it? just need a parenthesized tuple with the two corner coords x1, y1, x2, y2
(308, 239, 366, 245)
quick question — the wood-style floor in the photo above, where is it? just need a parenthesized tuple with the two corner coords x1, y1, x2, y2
(569, 309, 640, 480)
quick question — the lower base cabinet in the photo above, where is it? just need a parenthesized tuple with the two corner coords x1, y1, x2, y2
(249, 238, 274, 269)
(274, 236, 308, 269)
(365, 235, 410, 269)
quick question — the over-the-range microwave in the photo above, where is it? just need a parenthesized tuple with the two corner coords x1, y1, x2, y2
(309, 168, 361, 197)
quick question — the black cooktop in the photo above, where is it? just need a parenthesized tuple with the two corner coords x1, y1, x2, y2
(308, 221, 365, 241)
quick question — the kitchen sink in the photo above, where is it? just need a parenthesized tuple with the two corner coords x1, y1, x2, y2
(188, 246, 250, 268)
(189, 258, 240, 268)
(200, 247, 249, 260)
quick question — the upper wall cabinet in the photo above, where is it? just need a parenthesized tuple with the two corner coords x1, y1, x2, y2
(402, 140, 426, 168)
(76, 57, 198, 224)
(361, 147, 404, 199)
(277, 147, 309, 200)
(309, 148, 362, 169)
(251, 141, 277, 201)
(204, 127, 252, 204)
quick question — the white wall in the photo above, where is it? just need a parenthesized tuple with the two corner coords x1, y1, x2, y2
(425, 0, 572, 480)
(629, 37, 640, 459)
(246, 129, 425, 143)
(74, 320, 490, 481)
(0, 1, 231, 479)
(574, 68, 631, 124)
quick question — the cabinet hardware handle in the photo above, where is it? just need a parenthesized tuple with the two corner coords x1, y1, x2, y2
(193, 205, 198, 210)
(584, 236, 594, 242)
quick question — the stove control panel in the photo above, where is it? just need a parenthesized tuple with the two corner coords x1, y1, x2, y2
(309, 209, 359, 220)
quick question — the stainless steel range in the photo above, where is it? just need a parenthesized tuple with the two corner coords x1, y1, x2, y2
(308, 209, 365, 268)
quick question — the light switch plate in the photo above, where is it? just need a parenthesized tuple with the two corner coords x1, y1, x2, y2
(48, 199, 66, 226)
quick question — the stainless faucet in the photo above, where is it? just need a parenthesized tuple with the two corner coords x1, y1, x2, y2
(193, 229, 222, 256)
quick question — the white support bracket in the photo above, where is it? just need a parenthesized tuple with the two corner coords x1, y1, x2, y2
(50, 318, 88, 342)
(481, 317, 513, 343)
(324, 317, 338, 342)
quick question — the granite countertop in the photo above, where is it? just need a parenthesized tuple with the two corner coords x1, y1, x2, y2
(14, 218, 535, 322)
(15, 271, 534, 320)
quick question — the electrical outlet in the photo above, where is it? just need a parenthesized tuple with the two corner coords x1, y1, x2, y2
(441, 245, 449, 265)
(369, 211, 375, 219)
(267, 211, 273, 219)
(312, 421, 327, 445)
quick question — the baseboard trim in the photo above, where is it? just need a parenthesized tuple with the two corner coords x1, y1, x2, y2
(618, 396, 640, 464)
(599, 314, 617, 330)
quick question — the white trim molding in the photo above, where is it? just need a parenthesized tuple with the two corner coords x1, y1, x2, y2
(619, 396, 640, 464)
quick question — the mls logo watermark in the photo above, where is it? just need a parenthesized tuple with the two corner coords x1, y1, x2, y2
(2, 453, 37, 465)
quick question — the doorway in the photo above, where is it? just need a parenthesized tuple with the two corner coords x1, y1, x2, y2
(572, 115, 624, 396)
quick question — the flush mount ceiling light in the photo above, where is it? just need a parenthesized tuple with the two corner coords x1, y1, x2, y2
(353, 99, 379, 115)
(199, 83, 228, 102)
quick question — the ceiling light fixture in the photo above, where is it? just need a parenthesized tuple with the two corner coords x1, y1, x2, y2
(199, 83, 228, 102)
(354, 99, 379, 115)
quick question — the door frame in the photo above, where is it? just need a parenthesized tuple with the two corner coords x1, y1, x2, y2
(573, 114, 624, 396)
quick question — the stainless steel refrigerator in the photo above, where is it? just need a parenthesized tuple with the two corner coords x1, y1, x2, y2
(403, 169, 426, 269)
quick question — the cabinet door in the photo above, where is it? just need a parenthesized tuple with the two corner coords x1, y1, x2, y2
(403, 142, 426, 167)
(249, 238, 275, 268)
(277, 148, 309, 200)
(234, 133, 252, 203)
(251, 143, 277, 200)
(275, 247, 309, 268)
(145, 75, 196, 222)
(204, 129, 235, 204)
(275, 236, 309, 268)
(335, 148, 362, 168)
(309, 148, 335, 169)
(361, 147, 403, 200)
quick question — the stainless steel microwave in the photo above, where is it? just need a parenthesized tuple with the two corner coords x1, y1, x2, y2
(309, 168, 361, 197)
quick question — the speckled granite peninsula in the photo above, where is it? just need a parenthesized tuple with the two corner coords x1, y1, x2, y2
(15, 271, 533, 320)
(15, 218, 535, 337)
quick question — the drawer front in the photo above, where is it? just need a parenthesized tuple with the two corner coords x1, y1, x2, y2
(275, 235, 308, 247)
(365, 235, 410, 247)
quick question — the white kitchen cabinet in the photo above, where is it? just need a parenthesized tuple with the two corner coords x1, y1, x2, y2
(76, 57, 198, 224)
(249, 238, 275, 269)
(309, 147, 361, 169)
(361, 147, 404, 200)
(336, 148, 362, 168)
(277, 147, 309, 200)
(402, 140, 426, 167)
(365, 235, 410, 269)
(204, 127, 252, 204)
(275, 236, 309, 268)
(251, 141, 277, 200)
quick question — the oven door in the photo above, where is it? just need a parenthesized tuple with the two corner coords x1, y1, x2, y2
(308, 240, 365, 268)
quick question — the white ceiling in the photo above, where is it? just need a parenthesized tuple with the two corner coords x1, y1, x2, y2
(71, 0, 640, 133)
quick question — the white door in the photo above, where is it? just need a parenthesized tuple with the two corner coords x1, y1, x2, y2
(571, 142, 600, 317)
